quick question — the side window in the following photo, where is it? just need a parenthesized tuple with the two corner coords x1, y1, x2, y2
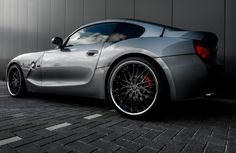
(108, 23, 145, 43)
(66, 23, 117, 47)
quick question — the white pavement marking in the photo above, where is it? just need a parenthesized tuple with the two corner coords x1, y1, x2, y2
(84, 114, 102, 120)
(0, 136, 22, 146)
(12, 113, 24, 117)
(45, 122, 71, 131)
(0, 95, 10, 98)
(109, 109, 116, 112)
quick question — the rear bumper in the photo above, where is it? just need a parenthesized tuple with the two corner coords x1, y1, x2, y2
(205, 60, 224, 94)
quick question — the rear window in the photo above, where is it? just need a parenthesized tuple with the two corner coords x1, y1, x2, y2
(108, 23, 145, 43)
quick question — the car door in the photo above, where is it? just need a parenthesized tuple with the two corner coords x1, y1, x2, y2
(41, 22, 117, 87)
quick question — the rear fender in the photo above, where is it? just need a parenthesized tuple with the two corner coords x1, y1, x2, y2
(98, 37, 195, 68)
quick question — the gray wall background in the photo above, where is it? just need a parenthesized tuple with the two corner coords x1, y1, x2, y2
(0, 0, 235, 89)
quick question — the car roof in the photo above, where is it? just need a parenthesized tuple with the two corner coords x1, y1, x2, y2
(82, 18, 182, 31)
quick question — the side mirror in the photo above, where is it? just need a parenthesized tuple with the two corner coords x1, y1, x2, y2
(51, 37, 63, 48)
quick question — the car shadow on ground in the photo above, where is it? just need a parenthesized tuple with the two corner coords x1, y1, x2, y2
(24, 93, 236, 122)
(27, 93, 109, 107)
(152, 98, 236, 122)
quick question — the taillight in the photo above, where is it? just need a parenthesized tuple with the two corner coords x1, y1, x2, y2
(194, 42, 210, 59)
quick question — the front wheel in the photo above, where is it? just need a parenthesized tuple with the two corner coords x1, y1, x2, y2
(7, 64, 26, 97)
(107, 57, 164, 118)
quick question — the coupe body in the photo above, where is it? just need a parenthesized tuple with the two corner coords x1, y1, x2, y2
(6, 19, 220, 117)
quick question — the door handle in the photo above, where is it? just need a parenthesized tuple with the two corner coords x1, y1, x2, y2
(87, 50, 99, 56)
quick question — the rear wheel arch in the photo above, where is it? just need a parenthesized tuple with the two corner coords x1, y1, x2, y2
(105, 53, 170, 105)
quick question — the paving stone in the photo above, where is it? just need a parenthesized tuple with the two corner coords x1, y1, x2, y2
(194, 127, 213, 139)
(114, 147, 133, 153)
(0, 145, 18, 153)
(181, 140, 206, 153)
(90, 139, 120, 152)
(9, 135, 44, 148)
(14, 130, 36, 139)
(90, 126, 114, 135)
(127, 124, 151, 134)
(204, 143, 225, 153)
(100, 118, 126, 128)
(101, 132, 125, 142)
(42, 142, 71, 153)
(208, 136, 227, 147)
(115, 120, 133, 127)
(121, 130, 141, 141)
(82, 121, 104, 129)
(159, 141, 186, 153)
(0, 131, 15, 140)
(108, 125, 132, 135)
(33, 134, 65, 147)
(35, 129, 57, 138)
(58, 131, 94, 145)
(143, 123, 166, 131)
(67, 141, 97, 153)
(227, 146, 236, 153)
(137, 146, 158, 153)
(16, 143, 46, 153)
(80, 132, 106, 143)
(142, 129, 163, 140)
(134, 137, 165, 150)
(114, 138, 143, 152)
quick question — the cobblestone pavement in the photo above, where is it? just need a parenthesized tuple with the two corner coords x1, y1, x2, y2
(0, 82, 236, 153)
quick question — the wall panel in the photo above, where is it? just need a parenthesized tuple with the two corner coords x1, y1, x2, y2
(7, 0, 14, 56)
(27, 0, 38, 52)
(135, 0, 172, 26)
(65, 0, 83, 36)
(226, 0, 236, 87)
(51, 0, 66, 39)
(38, 0, 51, 51)
(106, 0, 134, 19)
(18, 0, 28, 54)
(11, 0, 19, 57)
(0, 0, 4, 78)
(84, 0, 106, 24)
(1, 0, 11, 79)
(3, 0, 11, 58)
(0, 0, 3, 52)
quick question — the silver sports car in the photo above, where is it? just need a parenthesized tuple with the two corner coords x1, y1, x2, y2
(6, 19, 220, 118)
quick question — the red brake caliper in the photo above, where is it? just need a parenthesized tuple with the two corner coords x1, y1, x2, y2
(144, 75, 152, 90)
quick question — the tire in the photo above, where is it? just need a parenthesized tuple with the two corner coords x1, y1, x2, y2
(106, 57, 164, 118)
(7, 64, 27, 97)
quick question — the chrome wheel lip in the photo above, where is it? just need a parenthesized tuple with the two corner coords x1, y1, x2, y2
(7, 66, 22, 97)
(110, 60, 158, 116)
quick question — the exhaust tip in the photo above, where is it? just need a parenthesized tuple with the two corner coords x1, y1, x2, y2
(205, 92, 215, 97)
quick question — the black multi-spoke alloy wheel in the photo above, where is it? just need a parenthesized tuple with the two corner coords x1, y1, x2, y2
(107, 57, 164, 118)
(7, 64, 26, 97)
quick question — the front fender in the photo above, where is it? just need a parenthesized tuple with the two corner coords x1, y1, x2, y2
(7, 52, 44, 86)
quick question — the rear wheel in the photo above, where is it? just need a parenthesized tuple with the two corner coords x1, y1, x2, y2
(7, 64, 26, 97)
(107, 57, 164, 118)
